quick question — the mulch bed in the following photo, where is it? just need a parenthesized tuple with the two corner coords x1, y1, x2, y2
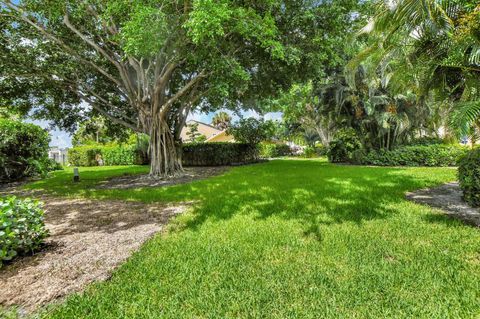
(406, 182, 480, 227)
(0, 194, 189, 315)
(96, 166, 229, 190)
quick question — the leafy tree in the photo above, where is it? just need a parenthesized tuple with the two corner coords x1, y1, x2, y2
(72, 117, 131, 146)
(227, 118, 274, 145)
(352, 0, 480, 142)
(185, 122, 206, 143)
(211, 112, 232, 130)
(1, 0, 339, 177)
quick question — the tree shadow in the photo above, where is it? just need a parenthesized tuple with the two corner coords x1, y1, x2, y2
(146, 159, 450, 235)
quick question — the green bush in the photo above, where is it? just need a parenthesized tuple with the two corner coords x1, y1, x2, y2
(68, 146, 103, 166)
(405, 136, 444, 146)
(182, 143, 259, 166)
(0, 119, 50, 182)
(259, 143, 291, 158)
(458, 148, 480, 207)
(303, 145, 327, 158)
(327, 128, 362, 163)
(46, 159, 64, 172)
(361, 144, 467, 167)
(0, 196, 49, 265)
(68, 144, 148, 166)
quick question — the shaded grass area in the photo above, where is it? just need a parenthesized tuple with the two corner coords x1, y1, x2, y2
(24, 160, 480, 318)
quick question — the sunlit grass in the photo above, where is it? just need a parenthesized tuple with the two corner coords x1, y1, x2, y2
(26, 159, 479, 318)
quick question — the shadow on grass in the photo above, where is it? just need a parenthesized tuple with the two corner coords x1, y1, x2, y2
(23, 160, 457, 236)
(130, 159, 455, 235)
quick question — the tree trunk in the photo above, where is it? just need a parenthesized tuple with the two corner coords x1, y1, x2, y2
(149, 118, 183, 178)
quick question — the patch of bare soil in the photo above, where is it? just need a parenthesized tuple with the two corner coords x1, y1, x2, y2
(96, 166, 230, 190)
(406, 182, 480, 227)
(0, 194, 189, 314)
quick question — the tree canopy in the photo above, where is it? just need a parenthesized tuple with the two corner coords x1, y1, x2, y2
(0, 0, 363, 176)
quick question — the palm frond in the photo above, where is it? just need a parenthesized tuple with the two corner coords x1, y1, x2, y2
(449, 100, 480, 136)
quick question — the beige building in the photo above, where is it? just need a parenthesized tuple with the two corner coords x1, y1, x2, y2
(180, 120, 235, 143)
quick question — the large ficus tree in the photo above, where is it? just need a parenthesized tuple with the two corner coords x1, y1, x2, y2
(1, 0, 335, 177)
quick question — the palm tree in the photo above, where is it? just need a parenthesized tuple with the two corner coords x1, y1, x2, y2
(351, 0, 480, 140)
(212, 112, 232, 130)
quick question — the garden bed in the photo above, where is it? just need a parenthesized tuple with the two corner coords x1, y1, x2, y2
(0, 193, 188, 314)
(406, 182, 480, 227)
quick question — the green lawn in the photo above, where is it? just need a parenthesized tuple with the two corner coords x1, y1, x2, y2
(27, 159, 479, 318)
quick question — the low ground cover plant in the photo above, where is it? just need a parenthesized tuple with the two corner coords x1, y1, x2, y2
(0, 196, 48, 265)
(458, 148, 480, 206)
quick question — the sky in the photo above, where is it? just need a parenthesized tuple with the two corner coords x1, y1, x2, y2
(32, 110, 283, 149)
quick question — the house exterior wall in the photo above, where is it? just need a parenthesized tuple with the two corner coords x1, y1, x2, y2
(48, 147, 69, 165)
(206, 131, 235, 142)
(180, 120, 235, 143)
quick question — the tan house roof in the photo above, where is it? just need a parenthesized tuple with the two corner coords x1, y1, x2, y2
(180, 120, 235, 143)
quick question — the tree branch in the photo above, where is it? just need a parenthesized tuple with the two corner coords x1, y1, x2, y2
(2, 1, 125, 90)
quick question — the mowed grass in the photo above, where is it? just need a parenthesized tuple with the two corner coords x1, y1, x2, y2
(26, 159, 479, 318)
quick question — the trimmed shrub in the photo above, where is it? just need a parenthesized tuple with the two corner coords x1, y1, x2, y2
(68, 144, 147, 166)
(0, 196, 49, 265)
(458, 148, 480, 207)
(103, 145, 143, 165)
(0, 119, 50, 182)
(182, 143, 259, 166)
(327, 128, 362, 163)
(361, 144, 467, 167)
(69, 143, 260, 167)
(259, 143, 291, 158)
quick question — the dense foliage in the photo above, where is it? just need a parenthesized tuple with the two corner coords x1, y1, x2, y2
(458, 148, 480, 206)
(361, 145, 467, 167)
(68, 144, 148, 167)
(0, 196, 48, 265)
(182, 143, 259, 166)
(259, 143, 291, 158)
(327, 128, 362, 163)
(227, 118, 275, 145)
(303, 145, 327, 158)
(0, 119, 50, 182)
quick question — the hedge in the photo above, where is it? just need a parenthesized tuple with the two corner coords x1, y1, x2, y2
(259, 143, 291, 158)
(182, 142, 259, 166)
(68, 144, 148, 166)
(0, 196, 49, 265)
(69, 143, 260, 167)
(0, 119, 50, 182)
(361, 144, 468, 167)
(458, 148, 480, 207)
